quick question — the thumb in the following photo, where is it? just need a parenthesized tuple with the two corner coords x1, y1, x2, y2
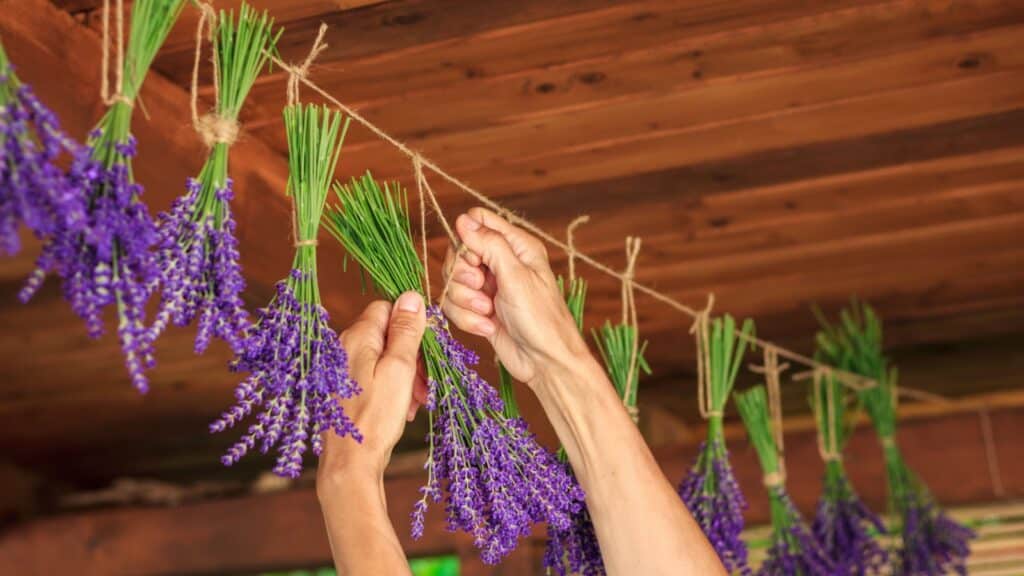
(456, 213, 527, 279)
(375, 291, 426, 383)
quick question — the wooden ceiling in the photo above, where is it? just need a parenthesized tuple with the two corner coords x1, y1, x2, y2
(0, 0, 1021, 506)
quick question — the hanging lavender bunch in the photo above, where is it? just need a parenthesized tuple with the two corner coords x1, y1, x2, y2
(677, 314, 755, 575)
(324, 173, 585, 564)
(815, 302, 975, 575)
(810, 369, 888, 575)
(210, 104, 359, 478)
(544, 276, 605, 576)
(151, 5, 280, 355)
(736, 386, 834, 576)
(20, 0, 186, 393)
(0, 39, 80, 255)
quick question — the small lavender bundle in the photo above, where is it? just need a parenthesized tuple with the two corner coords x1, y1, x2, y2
(810, 369, 888, 574)
(677, 314, 755, 575)
(324, 173, 584, 564)
(210, 104, 359, 478)
(736, 386, 833, 576)
(0, 39, 80, 255)
(816, 302, 975, 575)
(20, 0, 186, 393)
(151, 4, 280, 354)
(544, 275, 605, 576)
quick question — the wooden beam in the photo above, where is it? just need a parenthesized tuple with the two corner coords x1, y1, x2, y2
(1, 398, 1019, 575)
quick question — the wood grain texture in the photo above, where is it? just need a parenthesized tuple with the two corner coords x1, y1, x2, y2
(1, 0, 1018, 499)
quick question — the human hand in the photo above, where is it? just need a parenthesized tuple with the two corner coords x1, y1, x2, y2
(441, 207, 590, 388)
(318, 292, 428, 481)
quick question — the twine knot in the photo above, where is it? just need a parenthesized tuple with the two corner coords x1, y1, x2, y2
(285, 23, 329, 105)
(195, 113, 240, 147)
(625, 404, 640, 424)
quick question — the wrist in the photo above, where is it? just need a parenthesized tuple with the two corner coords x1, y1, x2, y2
(317, 443, 388, 501)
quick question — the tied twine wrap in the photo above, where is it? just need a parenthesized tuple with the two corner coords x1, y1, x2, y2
(751, 345, 790, 486)
(284, 23, 329, 106)
(691, 294, 720, 419)
(101, 0, 133, 108)
(621, 237, 642, 424)
(190, 3, 239, 148)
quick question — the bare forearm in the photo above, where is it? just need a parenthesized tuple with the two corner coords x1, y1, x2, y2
(532, 356, 726, 575)
(318, 468, 412, 576)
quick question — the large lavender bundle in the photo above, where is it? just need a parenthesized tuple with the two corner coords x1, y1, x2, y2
(151, 4, 280, 354)
(20, 0, 186, 393)
(677, 315, 755, 574)
(816, 302, 974, 575)
(810, 369, 887, 575)
(324, 173, 584, 564)
(544, 276, 605, 576)
(736, 386, 833, 576)
(0, 39, 80, 255)
(210, 104, 359, 478)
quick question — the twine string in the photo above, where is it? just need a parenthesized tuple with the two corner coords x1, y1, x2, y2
(262, 27, 953, 402)
(190, 3, 239, 147)
(751, 346, 790, 480)
(763, 470, 786, 488)
(621, 237, 642, 423)
(690, 294, 718, 419)
(810, 367, 842, 462)
(413, 155, 433, 303)
(101, 0, 132, 107)
(566, 215, 590, 283)
(284, 23, 328, 106)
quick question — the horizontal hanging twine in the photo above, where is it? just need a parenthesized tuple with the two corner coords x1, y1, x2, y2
(259, 22, 957, 408)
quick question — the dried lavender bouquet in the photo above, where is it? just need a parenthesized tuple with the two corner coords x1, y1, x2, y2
(152, 4, 280, 354)
(736, 385, 833, 576)
(324, 173, 584, 564)
(816, 302, 975, 575)
(21, 0, 187, 393)
(677, 314, 755, 575)
(543, 276, 605, 576)
(211, 104, 359, 478)
(810, 369, 887, 575)
(0, 38, 80, 255)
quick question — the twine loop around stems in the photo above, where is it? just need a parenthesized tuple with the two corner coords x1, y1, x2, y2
(293, 239, 319, 248)
(762, 470, 786, 488)
(751, 345, 790, 480)
(566, 215, 590, 283)
(621, 237, 642, 420)
(284, 23, 329, 106)
(189, 3, 239, 147)
(100, 0, 132, 108)
(690, 293, 720, 419)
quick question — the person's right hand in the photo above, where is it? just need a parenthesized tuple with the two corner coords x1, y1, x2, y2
(441, 208, 589, 387)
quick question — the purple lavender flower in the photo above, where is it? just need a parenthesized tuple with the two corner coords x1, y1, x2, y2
(759, 488, 834, 576)
(678, 440, 751, 575)
(151, 175, 249, 354)
(544, 467, 604, 576)
(1, 50, 81, 255)
(812, 463, 887, 575)
(21, 118, 159, 393)
(411, 306, 586, 565)
(210, 271, 360, 478)
(893, 477, 975, 575)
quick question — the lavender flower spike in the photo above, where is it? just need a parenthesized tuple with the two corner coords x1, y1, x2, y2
(212, 104, 359, 478)
(0, 40, 80, 255)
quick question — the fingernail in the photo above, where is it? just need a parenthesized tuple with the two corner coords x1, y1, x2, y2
(461, 214, 481, 231)
(397, 291, 422, 313)
(471, 298, 490, 314)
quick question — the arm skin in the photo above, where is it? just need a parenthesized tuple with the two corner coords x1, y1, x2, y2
(317, 292, 428, 576)
(441, 208, 727, 576)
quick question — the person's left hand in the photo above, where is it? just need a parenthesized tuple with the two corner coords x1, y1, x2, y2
(318, 292, 428, 483)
